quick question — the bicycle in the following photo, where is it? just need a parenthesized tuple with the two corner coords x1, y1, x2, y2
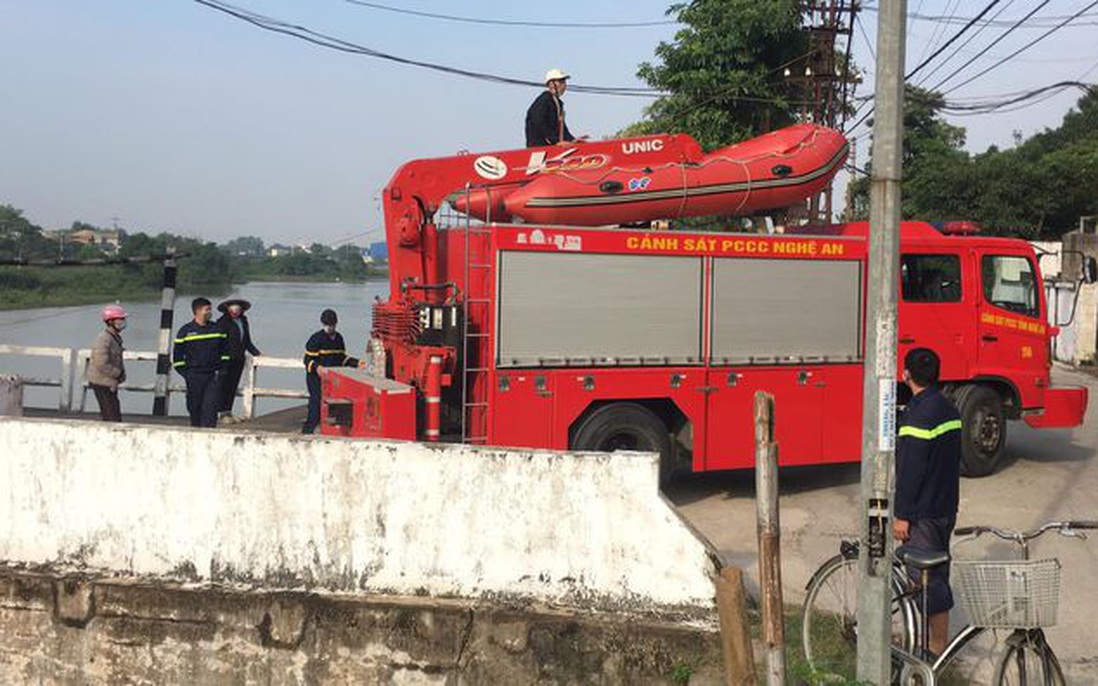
(801, 519, 1097, 685)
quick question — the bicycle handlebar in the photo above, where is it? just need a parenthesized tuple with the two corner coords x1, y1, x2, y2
(954, 520, 1098, 540)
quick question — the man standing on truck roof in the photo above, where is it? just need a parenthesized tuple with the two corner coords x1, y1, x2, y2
(525, 68, 580, 147)
(302, 308, 364, 435)
(893, 347, 962, 657)
(173, 297, 229, 428)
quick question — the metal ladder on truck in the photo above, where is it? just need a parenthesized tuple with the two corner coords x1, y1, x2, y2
(461, 185, 493, 444)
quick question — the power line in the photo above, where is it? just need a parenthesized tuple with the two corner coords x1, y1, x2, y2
(845, 0, 1005, 134)
(914, 0, 961, 68)
(866, 6, 1098, 27)
(942, 0, 1098, 95)
(192, 0, 663, 97)
(941, 80, 1095, 113)
(194, 0, 831, 111)
(906, 0, 1005, 81)
(914, 0, 1020, 87)
(342, 0, 676, 29)
(925, 0, 1050, 93)
(856, 13, 876, 62)
(843, 0, 1098, 135)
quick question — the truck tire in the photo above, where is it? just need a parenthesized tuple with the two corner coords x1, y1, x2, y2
(571, 403, 674, 487)
(951, 384, 1006, 478)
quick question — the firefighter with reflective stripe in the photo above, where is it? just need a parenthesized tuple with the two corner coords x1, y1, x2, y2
(894, 347, 962, 657)
(173, 297, 229, 428)
(302, 308, 362, 434)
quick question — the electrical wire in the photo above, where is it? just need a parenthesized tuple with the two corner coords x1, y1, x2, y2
(906, 0, 1005, 81)
(942, 0, 1098, 95)
(194, 0, 825, 110)
(866, 6, 1098, 28)
(914, 0, 1020, 88)
(914, 0, 961, 68)
(856, 13, 876, 62)
(925, 0, 1050, 92)
(341, 0, 676, 29)
(192, 0, 663, 97)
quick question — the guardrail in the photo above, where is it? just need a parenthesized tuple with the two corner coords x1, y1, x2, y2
(0, 344, 306, 417)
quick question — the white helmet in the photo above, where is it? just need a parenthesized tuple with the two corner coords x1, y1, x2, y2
(544, 68, 570, 84)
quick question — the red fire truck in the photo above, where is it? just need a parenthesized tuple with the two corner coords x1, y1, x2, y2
(321, 128, 1091, 479)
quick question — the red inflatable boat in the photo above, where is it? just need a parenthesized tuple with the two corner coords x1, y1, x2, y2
(453, 123, 848, 226)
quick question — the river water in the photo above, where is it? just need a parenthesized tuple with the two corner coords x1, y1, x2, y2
(0, 280, 389, 415)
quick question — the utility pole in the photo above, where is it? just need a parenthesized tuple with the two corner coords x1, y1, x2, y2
(857, 0, 906, 683)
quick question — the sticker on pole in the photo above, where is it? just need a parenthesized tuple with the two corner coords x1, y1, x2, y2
(878, 378, 896, 451)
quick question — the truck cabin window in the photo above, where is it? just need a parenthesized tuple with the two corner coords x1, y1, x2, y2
(901, 254, 961, 302)
(982, 255, 1039, 318)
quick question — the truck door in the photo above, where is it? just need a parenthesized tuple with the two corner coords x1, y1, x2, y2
(898, 252, 973, 382)
(705, 256, 862, 469)
(976, 252, 1047, 404)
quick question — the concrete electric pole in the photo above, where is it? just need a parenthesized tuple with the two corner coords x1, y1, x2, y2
(856, 0, 907, 683)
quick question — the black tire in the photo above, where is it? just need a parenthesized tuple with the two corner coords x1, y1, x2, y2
(951, 384, 1006, 478)
(571, 403, 673, 486)
(801, 552, 918, 680)
(993, 631, 1066, 685)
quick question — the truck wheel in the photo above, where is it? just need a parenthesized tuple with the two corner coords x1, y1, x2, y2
(952, 384, 1006, 477)
(571, 403, 673, 487)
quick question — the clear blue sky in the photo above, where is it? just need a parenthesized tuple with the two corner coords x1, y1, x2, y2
(2, 1, 1095, 245)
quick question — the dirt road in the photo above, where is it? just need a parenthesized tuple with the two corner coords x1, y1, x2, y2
(670, 367, 1098, 682)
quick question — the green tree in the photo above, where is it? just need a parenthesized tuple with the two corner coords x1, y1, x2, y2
(849, 87, 1098, 237)
(222, 235, 265, 257)
(846, 86, 972, 222)
(621, 0, 809, 151)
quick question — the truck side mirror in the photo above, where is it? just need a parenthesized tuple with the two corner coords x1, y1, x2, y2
(1084, 256, 1098, 285)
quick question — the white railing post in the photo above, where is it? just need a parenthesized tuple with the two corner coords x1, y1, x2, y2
(77, 349, 91, 412)
(59, 348, 77, 413)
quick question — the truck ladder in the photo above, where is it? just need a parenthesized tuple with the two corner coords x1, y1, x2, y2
(461, 186, 493, 444)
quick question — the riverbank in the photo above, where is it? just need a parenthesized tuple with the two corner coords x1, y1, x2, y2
(0, 267, 388, 311)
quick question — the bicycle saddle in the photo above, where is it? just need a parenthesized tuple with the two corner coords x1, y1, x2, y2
(899, 547, 950, 570)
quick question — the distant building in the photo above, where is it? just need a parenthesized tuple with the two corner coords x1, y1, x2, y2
(47, 228, 124, 254)
(267, 243, 292, 257)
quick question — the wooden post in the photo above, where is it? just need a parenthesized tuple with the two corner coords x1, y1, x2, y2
(714, 566, 757, 685)
(755, 391, 784, 685)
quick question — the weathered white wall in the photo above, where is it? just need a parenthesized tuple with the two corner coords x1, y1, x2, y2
(0, 418, 716, 618)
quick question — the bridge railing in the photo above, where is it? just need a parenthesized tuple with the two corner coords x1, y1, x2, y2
(0, 344, 306, 417)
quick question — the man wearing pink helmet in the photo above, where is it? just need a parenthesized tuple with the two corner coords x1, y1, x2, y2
(87, 304, 127, 421)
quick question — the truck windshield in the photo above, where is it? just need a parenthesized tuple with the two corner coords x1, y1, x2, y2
(981, 255, 1039, 318)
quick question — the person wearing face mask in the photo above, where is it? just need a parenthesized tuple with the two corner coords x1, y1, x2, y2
(87, 304, 128, 422)
(173, 297, 229, 428)
(215, 297, 262, 424)
(302, 308, 363, 434)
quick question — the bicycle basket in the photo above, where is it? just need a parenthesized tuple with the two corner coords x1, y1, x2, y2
(954, 558, 1060, 629)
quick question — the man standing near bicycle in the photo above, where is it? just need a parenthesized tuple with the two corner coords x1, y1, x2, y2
(894, 347, 962, 657)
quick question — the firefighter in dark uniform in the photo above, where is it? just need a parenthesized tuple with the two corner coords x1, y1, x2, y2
(302, 308, 362, 434)
(894, 347, 962, 657)
(173, 297, 229, 428)
(525, 68, 578, 147)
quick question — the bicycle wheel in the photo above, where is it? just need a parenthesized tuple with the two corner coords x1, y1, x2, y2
(802, 552, 918, 679)
(993, 631, 1066, 686)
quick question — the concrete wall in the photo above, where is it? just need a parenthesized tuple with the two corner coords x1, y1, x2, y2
(1064, 233, 1098, 364)
(0, 567, 723, 684)
(0, 418, 717, 620)
(1032, 238, 1097, 364)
